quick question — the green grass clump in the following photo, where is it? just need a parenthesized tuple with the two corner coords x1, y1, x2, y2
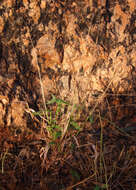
(28, 94, 81, 144)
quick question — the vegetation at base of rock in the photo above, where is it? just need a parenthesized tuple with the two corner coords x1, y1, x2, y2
(1, 93, 136, 189)
(29, 94, 81, 143)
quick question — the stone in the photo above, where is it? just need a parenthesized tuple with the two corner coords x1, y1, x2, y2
(0, 0, 136, 130)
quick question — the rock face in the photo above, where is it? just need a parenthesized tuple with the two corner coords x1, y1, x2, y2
(0, 0, 136, 129)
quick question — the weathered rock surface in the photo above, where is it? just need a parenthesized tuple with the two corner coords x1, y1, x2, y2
(0, 0, 136, 130)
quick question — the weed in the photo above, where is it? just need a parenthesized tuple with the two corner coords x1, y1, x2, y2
(88, 115, 94, 124)
(26, 94, 81, 144)
(69, 118, 81, 131)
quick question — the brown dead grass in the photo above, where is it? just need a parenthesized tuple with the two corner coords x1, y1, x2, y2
(1, 91, 136, 190)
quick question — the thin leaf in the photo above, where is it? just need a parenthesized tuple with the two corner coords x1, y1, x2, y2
(94, 186, 100, 190)
(53, 131, 62, 140)
(47, 95, 57, 104)
(88, 115, 94, 124)
(47, 95, 69, 105)
(70, 120, 81, 131)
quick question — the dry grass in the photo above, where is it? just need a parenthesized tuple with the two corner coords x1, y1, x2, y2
(1, 93, 136, 189)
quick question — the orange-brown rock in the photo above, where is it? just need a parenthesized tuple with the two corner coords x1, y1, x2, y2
(0, 0, 136, 130)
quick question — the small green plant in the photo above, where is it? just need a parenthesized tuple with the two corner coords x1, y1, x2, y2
(46, 95, 69, 141)
(69, 118, 81, 131)
(88, 115, 94, 124)
(27, 95, 81, 143)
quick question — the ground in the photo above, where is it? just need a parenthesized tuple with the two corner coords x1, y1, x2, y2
(0, 0, 136, 189)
